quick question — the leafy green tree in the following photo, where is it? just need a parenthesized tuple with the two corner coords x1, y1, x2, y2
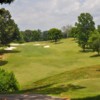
(70, 27, 78, 38)
(75, 13, 95, 51)
(12, 24, 21, 42)
(19, 31, 25, 43)
(89, 30, 100, 55)
(0, 69, 19, 93)
(32, 30, 41, 41)
(48, 28, 62, 43)
(23, 30, 33, 42)
(62, 25, 72, 38)
(0, 8, 19, 46)
(97, 25, 100, 33)
(42, 31, 49, 41)
(21, 30, 41, 42)
(0, 0, 14, 4)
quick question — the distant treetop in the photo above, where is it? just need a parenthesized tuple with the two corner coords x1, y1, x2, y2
(0, 0, 14, 4)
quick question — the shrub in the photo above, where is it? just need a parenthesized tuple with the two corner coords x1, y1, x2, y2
(0, 69, 19, 93)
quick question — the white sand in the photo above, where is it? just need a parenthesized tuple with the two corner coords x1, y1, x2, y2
(44, 45, 50, 48)
(4, 47, 16, 50)
(10, 43, 25, 46)
(34, 43, 41, 46)
(10, 43, 20, 46)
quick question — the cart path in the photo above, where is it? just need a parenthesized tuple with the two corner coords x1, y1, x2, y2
(0, 94, 68, 100)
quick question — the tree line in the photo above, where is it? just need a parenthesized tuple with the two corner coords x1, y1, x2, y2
(0, 8, 70, 45)
(20, 28, 62, 43)
(0, 7, 100, 55)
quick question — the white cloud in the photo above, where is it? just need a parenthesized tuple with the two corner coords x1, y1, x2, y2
(0, 0, 100, 30)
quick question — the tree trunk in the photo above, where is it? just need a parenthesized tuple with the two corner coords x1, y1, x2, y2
(82, 45, 86, 52)
(98, 51, 100, 56)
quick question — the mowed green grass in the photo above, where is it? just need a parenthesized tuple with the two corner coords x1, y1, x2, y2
(1, 38, 100, 99)
(30, 65, 100, 99)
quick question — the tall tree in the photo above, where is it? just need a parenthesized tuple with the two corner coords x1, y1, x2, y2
(97, 25, 100, 33)
(21, 30, 41, 42)
(32, 30, 41, 41)
(89, 30, 100, 55)
(12, 24, 21, 42)
(69, 27, 78, 38)
(42, 31, 49, 41)
(0, 0, 14, 4)
(62, 25, 72, 38)
(48, 28, 62, 43)
(75, 13, 95, 51)
(23, 30, 34, 42)
(0, 8, 19, 46)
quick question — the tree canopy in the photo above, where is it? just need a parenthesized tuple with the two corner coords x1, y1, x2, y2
(0, 8, 20, 46)
(0, 69, 19, 93)
(75, 13, 95, 51)
(48, 28, 62, 43)
(97, 25, 100, 33)
(0, 0, 14, 4)
(89, 30, 100, 55)
(62, 25, 72, 38)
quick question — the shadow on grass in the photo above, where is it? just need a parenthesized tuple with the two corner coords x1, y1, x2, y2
(50, 41, 63, 44)
(90, 54, 100, 58)
(72, 95, 100, 100)
(0, 60, 8, 66)
(72, 38, 76, 41)
(0, 49, 20, 66)
(0, 50, 20, 55)
(79, 49, 93, 53)
(19, 84, 85, 95)
(55, 41, 64, 44)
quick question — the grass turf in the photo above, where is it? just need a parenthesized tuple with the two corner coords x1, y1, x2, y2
(0, 38, 100, 99)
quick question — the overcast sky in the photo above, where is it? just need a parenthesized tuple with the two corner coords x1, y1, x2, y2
(0, 0, 100, 31)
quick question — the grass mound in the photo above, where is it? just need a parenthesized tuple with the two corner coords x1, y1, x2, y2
(22, 65, 100, 99)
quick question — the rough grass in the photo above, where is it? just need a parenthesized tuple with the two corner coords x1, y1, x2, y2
(21, 65, 100, 99)
(0, 38, 100, 99)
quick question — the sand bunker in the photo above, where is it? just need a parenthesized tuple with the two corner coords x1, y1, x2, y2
(44, 45, 50, 48)
(34, 44, 41, 46)
(10, 43, 25, 46)
(33, 43, 50, 48)
(4, 47, 16, 50)
(10, 43, 20, 46)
